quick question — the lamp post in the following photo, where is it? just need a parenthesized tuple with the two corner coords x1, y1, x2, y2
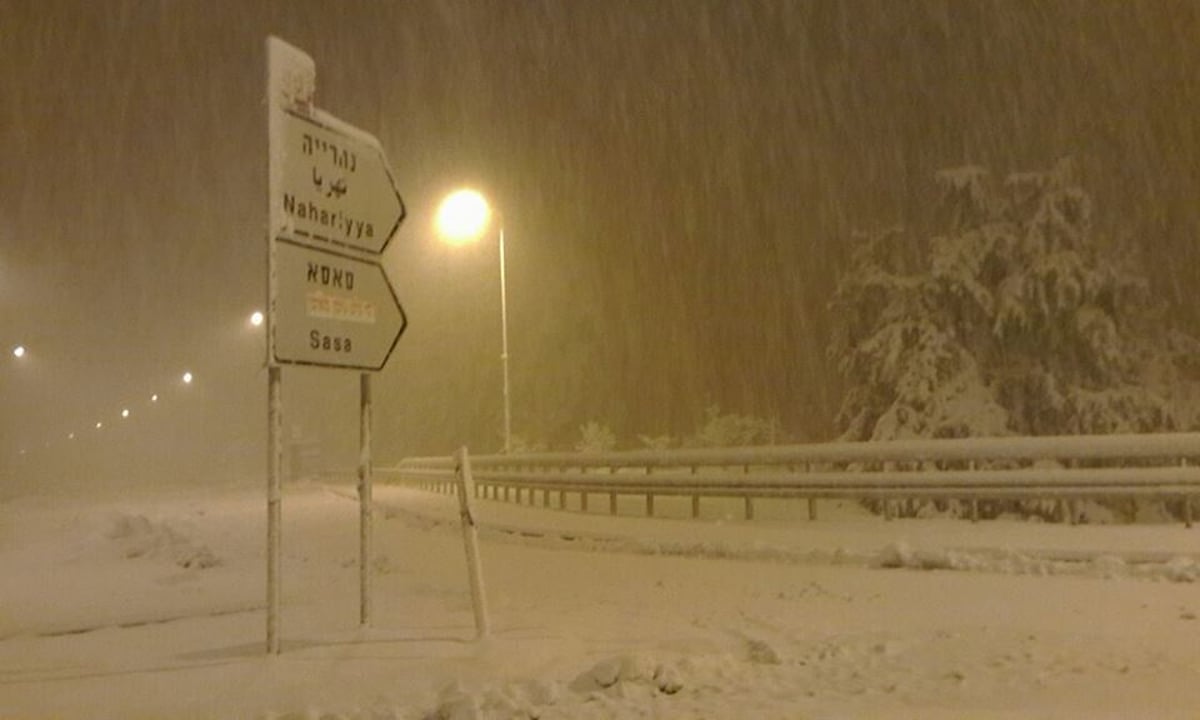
(435, 189, 512, 454)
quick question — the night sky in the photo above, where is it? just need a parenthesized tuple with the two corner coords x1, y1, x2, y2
(3, 1, 1199, 488)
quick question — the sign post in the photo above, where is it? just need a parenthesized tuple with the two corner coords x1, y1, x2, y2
(265, 36, 406, 653)
(358, 373, 373, 626)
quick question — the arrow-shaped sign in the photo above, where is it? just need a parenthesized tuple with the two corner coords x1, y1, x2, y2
(272, 238, 406, 371)
(278, 110, 405, 255)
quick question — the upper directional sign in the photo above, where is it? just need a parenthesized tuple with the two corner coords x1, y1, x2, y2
(272, 238, 407, 370)
(279, 110, 405, 255)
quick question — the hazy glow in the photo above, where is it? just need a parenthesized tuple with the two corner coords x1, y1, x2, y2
(95, 421, 103, 429)
(12, 345, 25, 358)
(68, 432, 75, 440)
(151, 394, 159, 402)
(182, 371, 193, 384)
(249, 311, 264, 327)
(121, 409, 130, 418)
(435, 189, 491, 245)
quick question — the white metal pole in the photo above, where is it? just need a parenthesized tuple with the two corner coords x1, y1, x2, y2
(266, 365, 283, 654)
(454, 446, 490, 638)
(499, 227, 512, 454)
(358, 372, 373, 626)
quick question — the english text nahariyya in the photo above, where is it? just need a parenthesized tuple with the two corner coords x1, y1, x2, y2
(283, 193, 375, 242)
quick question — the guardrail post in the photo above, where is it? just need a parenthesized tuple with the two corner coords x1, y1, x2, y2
(1065, 461, 1079, 525)
(806, 464, 817, 521)
(743, 465, 753, 520)
(645, 467, 655, 517)
(1183, 458, 1193, 529)
(691, 465, 700, 519)
(969, 461, 979, 523)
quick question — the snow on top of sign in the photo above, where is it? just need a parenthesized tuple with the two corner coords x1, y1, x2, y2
(312, 107, 386, 152)
(267, 36, 315, 112)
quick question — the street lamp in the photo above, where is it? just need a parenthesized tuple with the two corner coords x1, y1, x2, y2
(435, 189, 513, 454)
(11, 345, 25, 359)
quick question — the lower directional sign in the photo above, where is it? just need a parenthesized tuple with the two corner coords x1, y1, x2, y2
(272, 237, 406, 370)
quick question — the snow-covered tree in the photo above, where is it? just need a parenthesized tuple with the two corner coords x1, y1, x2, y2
(687, 405, 777, 447)
(831, 160, 1185, 441)
(637, 434, 676, 451)
(575, 421, 617, 453)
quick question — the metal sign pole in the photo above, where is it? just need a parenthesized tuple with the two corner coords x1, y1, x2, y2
(358, 372, 373, 626)
(266, 365, 283, 654)
(265, 35, 315, 656)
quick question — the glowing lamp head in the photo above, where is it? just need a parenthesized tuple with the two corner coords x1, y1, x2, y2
(249, 311, 264, 327)
(182, 371, 193, 384)
(12, 345, 25, 358)
(435, 189, 491, 245)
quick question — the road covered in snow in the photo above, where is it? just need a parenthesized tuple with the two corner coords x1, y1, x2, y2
(2, 480, 1199, 719)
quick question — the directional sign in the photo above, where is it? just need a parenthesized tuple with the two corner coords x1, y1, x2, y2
(272, 238, 406, 370)
(279, 110, 405, 255)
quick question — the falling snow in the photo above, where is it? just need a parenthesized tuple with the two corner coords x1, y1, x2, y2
(2, 2, 1200, 717)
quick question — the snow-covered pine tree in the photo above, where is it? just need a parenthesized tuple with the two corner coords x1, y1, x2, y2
(830, 159, 1181, 442)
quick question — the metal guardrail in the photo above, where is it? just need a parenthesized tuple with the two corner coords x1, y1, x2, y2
(383, 432, 1200, 527)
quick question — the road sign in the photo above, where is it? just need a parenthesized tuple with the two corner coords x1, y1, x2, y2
(278, 110, 405, 255)
(272, 238, 407, 370)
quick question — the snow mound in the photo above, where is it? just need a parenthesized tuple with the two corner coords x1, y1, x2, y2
(875, 541, 986, 571)
(875, 541, 1200, 582)
(1161, 556, 1200, 583)
(104, 512, 220, 569)
(416, 652, 749, 720)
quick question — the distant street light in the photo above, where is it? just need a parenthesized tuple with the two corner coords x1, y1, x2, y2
(151, 393, 159, 402)
(121, 409, 130, 419)
(182, 371, 194, 384)
(435, 189, 513, 454)
(11, 345, 25, 358)
(95, 421, 103, 429)
(250, 310, 264, 327)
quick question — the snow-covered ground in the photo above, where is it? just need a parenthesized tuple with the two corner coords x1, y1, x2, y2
(2, 480, 1199, 719)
